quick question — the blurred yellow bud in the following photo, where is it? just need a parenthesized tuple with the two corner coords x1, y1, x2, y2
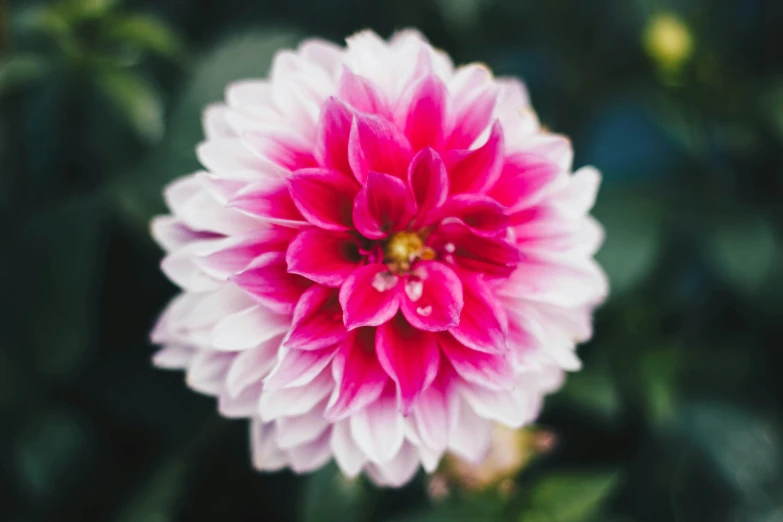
(643, 13, 694, 78)
(429, 425, 557, 497)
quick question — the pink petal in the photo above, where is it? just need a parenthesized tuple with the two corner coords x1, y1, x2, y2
(232, 252, 312, 314)
(315, 97, 354, 176)
(428, 222, 521, 278)
(337, 66, 390, 116)
(348, 113, 412, 183)
(449, 274, 508, 353)
(447, 71, 499, 149)
(285, 285, 347, 351)
(432, 194, 509, 237)
(400, 261, 463, 331)
(325, 328, 388, 420)
(376, 314, 440, 414)
(488, 153, 560, 211)
(350, 385, 405, 463)
(438, 332, 514, 391)
(339, 263, 401, 329)
(196, 228, 296, 280)
(288, 168, 360, 231)
(287, 229, 362, 286)
(264, 346, 337, 390)
(353, 170, 417, 240)
(230, 178, 307, 227)
(407, 148, 448, 227)
(399, 74, 448, 151)
(243, 130, 318, 171)
(444, 120, 504, 194)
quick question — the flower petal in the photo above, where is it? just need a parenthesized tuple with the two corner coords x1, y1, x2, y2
(444, 120, 504, 194)
(315, 97, 354, 176)
(339, 264, 401, 329)
(337, 66, 390, 116)
(428, 222, 521, 278)
(348, 113, 412, 183)
(376, 314, 440, 414)
(287, 229, 362, 286)
(264, 345, 337, 390)
(407, 148, 448, 227)
(258, 368, 333, 421)
(212, 305, 290, 351)
(288, 168, 360, 231)
(400, 261, 463, 331)
(285, 285, 347, 351)
(432, 194, 509, 237)
(325, 328, 388, 419)
(399, 74, 449, 151)
(449, 274, 508, 353)
(229, 176, 307, 227)
(225, 334, 283, 397)
(350, 386, 405, 463)
(438, 332, 514, 391)
(331, 419, 367, 477)
(488, 153, 561, 212)
(353, 170, 417, 240)
(232, 252, 312, 314)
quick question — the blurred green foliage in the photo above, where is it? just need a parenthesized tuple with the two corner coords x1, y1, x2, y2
(2, 0, 783, 521)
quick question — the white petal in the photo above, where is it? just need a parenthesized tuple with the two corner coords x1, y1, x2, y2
(276, 406, 330, 449)
(218, 382, 261, 418)
(152, 344, 196, 370)
(185, 351, 233, 396)
(251, 420, 288, 471)
(365, 442, 419, 487)
(286, 430, 333, 473)
(258, 369, 333, 421)
(330, 420, 367, 478)
(448, 400, 492, 463)
(212, 305, 289, 351)
(350, 393, 405, 464)
(225, 335, 283, 397)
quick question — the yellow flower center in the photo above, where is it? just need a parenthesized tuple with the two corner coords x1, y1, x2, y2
(385, 231, 434, 271)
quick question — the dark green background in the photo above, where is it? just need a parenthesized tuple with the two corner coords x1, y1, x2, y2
(2, 0, 783, 520)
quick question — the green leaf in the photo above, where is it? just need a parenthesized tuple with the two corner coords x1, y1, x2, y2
(638, 348, 680, 427)
(103, 15, 186, 60)
(558, 358, 620, 423)
(300, 464, 367, 522)
(680, 403, 781, 495)
(11, 197, 105, 378)
(115, 456, 190, 522)
(97, 68, 165, 142)
(0, 54, 50, 95)
(521, 471, 618, 522)
(109, 29, 301, 230)
(593, 188, 663, 300)
(708, 213, 777, 295)
(14, 409, 90, 500)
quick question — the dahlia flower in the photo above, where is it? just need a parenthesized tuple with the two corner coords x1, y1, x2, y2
(151, 29, 607, 487)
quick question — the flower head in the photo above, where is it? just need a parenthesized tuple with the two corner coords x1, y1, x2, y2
(151, 29, 607, 487)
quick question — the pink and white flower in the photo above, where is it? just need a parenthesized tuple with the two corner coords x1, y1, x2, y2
(151, 29, 607, 487)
